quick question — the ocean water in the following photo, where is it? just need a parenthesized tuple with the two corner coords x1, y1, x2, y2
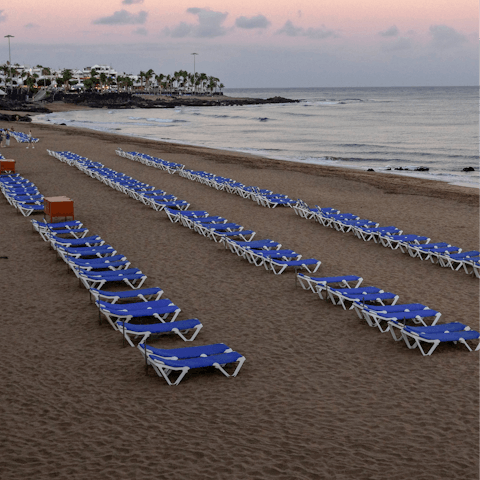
(33, 87, 479, 188)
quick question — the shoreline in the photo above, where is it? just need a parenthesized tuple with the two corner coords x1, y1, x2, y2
(1, 117, 478, 478)
(26, 101, 480, 192)
(25, 119, 480, 206)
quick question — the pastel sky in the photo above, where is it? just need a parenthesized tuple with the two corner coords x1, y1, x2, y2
(0, 0, 477, 87)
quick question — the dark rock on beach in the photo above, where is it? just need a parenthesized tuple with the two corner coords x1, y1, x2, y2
(462, 167, 475, 172)
(0, 99, 51, 114)
(394, 166, 429, 172)
(0, 112, 32, 122)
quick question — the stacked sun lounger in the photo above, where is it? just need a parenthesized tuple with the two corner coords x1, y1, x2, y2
(292, 200, 479, 278)
(296, 272, 480, 355)
(30, 216, 246, 385)
(0, 173, 44, 216)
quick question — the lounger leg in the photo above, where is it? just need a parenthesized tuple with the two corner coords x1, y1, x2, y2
(230, 356, 246, 377)
(388, 326, 404, 342)
(416, 339, 440, 356)
(401, 333, 419, 349)
(172, 324, 203, 342)
(458, 338, 474, 352)
(214, 357, 246, 378)
(171, 367, 190, 386)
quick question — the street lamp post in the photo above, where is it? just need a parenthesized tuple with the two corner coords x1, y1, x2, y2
(4, 35, 14, 92)
(191, 52, 198, 95)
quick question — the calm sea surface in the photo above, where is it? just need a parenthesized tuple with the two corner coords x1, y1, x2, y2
(33, 87, 479, 188)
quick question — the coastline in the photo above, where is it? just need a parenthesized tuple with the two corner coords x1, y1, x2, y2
(0, 116, 478, 479)
(26, 98, 480, 192)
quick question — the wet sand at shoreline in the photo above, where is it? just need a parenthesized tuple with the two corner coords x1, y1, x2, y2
(1, 120, 478, 479)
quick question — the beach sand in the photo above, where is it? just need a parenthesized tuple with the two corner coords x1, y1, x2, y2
(0, 120, 478, 479)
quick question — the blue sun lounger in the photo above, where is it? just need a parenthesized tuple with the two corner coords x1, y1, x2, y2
(96, 298, 181, 328)
(296, 273, 363, 296)
(379, 234, 430, 252)
(358, 304, 441, 332)
(327, 286, 383, 308)
(246, 249, 300, 267)
(79, 268, 147, 290)
(139, 342, 233, 359)
(437, 250, 480, 272)
(165, 209, 209, 224)
(226, 239, 282, 257)
(40, 227, 89, 241)
(57, 245, 118, 260)
(89, 287, 163, 304)
(388, 321, 480, 355)
(69, 258, 131, 275)
(333, 219, 379, 233)
(328, 287, 399, 309)
(116, 318, 203, 346)
(320, 213, 359, 228)
(32, 219, 84, 233)
(217, 229, 256, 242)
(194, 222, 235, 238)
(268, 257, 322, 275)
(146, 351, 246, 385)
(50, 235, 105, 250)
(407, 243, 459, 261)
(354, 226, 403, 242)
(16, 201, 44, 217)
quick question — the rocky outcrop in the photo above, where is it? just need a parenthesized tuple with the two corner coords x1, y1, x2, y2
(0, 112, 32, 122)
(59, 92, 299, 109)
(0, 99, 51, 113)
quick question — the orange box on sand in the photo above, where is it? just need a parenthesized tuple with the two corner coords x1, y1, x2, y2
(0, 159, 16, 174)
(44, 196, 74, 223)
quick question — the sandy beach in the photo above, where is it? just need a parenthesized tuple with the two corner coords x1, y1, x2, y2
(1, 118, 479, 479)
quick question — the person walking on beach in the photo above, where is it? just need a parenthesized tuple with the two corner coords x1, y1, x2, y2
(5, 129, 10, 147)
(26, 129, 33, 149)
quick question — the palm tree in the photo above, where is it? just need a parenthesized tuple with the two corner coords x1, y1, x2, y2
(39, 67, 51, 87)
(144, 69, 155, 92)
(61, 69, 73, 91)
(25, 75, 37, 92)
(138, 71, 147, 90)
(155, 73, 165, 93)
(165, 74, 172, 94)
(89, 69, 99, 90)
(99, 72, 107, 91)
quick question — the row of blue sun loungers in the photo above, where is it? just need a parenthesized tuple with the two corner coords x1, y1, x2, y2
(296, 272, 480, 355)
(114, 149, 478, 278)
(116, 149, 297, 208)
(29, 217, 245, 385)
(0, 173, 45, 216)
(165, 209, 322, 275)
(116, 148, 184, 174)
(47, 150, 191, 212)
(292, 200, 479, 278)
